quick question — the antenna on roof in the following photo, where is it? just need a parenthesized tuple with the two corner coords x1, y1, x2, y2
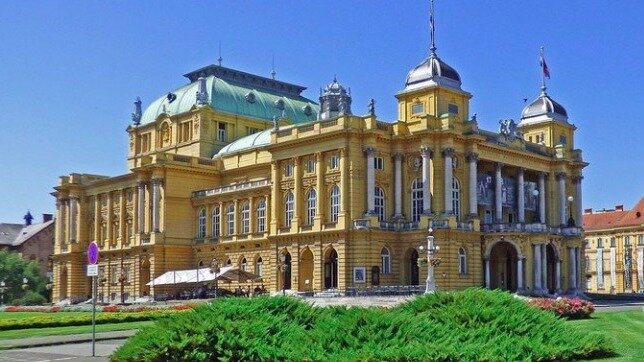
(271, 54, 276, 80)
(218, 42, 223, 66)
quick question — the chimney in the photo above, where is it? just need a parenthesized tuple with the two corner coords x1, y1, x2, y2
(584, 208, 593, 214)
(615, 205, 624, 211)
(43, 214, 53, 222)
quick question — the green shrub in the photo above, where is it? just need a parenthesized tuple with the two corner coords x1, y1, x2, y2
(10, 291, 47, 306)
(112, 289, 615, 362)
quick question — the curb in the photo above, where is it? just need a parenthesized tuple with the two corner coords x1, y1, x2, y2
(0, 330, 137, 350)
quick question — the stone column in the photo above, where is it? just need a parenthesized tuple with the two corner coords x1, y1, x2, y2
(340, 148, 348, 215)
(218, 201, 225, 237)
(93, 197, 100, 241)
(573, 176, 583, 226)
(534, 244, 542, 293)
(517, 257, 524, 291)
(541, 244, 547, 291)
(69, 197, 78, 242)
(61, 199, 68, 242)
(442, 148, 454, 215)
(569, 247, 578, 291)
(637, 246, 644, 292)
(556, 172, 567, 226)
(495, 163, 503, 222)
(517, 168, 525, 223)
(484, 257, 491, 289)
(292, 157, 302, 226)
(137, 181, 146, 234)
(421, 147, 433, 214)
(55, 199, 63, 244)
(151, 178, 162, 233)
(315, 152, 325, 222)
(270, 162, 279, 234)
(610, 245, 616, 292)
(538, 172, 546, 224)
(365, 148, 376, 214)
(393, 152, 403, 217)
(248, 196, 254, 233)
(466, 152, 478, 217)
(233, 200, 239, 234)
(555, 258, 562, 292)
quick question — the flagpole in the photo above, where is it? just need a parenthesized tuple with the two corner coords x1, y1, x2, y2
(430, 0, 436, 54)
(540, 46, 546, 92)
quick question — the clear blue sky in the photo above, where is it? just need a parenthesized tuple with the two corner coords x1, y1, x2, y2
(0, 1, 642, 223)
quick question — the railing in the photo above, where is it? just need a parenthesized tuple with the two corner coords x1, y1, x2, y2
(298, 124, 314, 133)
(400, 222, 419, 231)
(277, 129, 292, 137)
(172, 154, 191, 163)
(377, 221, 419, 231)
(192, 179, 271, 198)
(194, 238, 204, 244)
(353, 219, 370, 230)
(320, 119, 338, 128)
(456, 221, 474, 231)
(480, 223, 582, 236)
(430, 219, 449, 229)
(324, 285, 425, 297)
(198, 158, 216, 166)
(559, 227, 582, 237)
(376, 122, 392, 132)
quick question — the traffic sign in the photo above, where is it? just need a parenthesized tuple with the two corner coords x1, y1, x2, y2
(87, 264, 99, 277)
(87, 241, 99, 265)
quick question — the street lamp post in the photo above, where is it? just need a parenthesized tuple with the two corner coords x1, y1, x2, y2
(532, 189, 540, 223)
(210, 258, 220, 298)
(22, 277, 28, 290)
(419, 228, 440, 294)
(279, 253, 289, 296)
(567, 195, 575, 227)
(0, 280, 6, 306)
(118, 268, 127, 304)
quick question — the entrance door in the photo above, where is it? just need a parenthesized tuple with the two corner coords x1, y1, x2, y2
(410, 249, 420, 285)
(489, 241, 518, 292)
(283, 252, 292, 290)
(546, 244, 557, 293)
(298, 249, 314, 292)
(324, 249, 338, 289)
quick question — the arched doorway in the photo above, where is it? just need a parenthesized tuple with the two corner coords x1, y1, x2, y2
(408, 249, 420, 285)
(324, 249, 338, 289)
(59, 266, 68, 301)
(299, 248, 314, 292)
(489, 241, 518, 291)
(140, 258, 150, 297)
(281, 252, 292, 291)
(545, 244, 557, 293)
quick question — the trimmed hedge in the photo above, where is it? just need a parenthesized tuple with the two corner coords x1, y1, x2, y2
(111, 289, 614, 361)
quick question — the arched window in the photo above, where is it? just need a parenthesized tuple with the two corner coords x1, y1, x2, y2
(452, 177, 461, 219)
(197, 208, 206, 238)
(307, 189, 317, 225)
(227, 204, 235, 235)
(226, 259, 232, 266)
(284, 192, 294, 227)
(375, 187, 385, 221)
(330, 185, 340, 222)
(256, 257, 263, 277)
(212, 207, 220, 237)
(381, 247, 391, 274)
(458, 247, 467, 275)
(241, 202, 250, 234)
(257, 198, 266, 233)
(240, 258, 247, 271)
(411, 178, 423, 222)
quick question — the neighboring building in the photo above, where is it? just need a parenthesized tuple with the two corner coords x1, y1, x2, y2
(583, 197, 644, 294)
(51, 14, 587, 303)
(0, 212, 55, 276)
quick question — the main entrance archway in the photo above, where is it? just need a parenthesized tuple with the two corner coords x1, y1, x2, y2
(282, 252, 292, 290)
(406, 249, 420, 285)
(489, 241, 519, 292)
(59, 266, 68, 300)
(140, 258, 150, 297)
(324, 249, 338, 289)
(545, 243, 557, 293)
(299, 248, 314, 292)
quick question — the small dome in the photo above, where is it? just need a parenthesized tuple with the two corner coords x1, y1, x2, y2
(215, 129, 271, 157)
(404, 53, 462, 92)
(318, 76, 352, 120)
(322, 77, 349, 96)
(520, 90, 568, 124)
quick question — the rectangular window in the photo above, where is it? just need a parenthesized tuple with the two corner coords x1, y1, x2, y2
(559, 135, 567, 145)
(306, 159, 316, 173)
(227, 205, 235, 235)
(218, 123, 227, 142)
(596, 248, 604, 288)
(374, 157, 384, 170)
(212, 208, 220, 238)
(140, 133, 151, 153)
(448, 104, 459, 114)
(179, 122, 192, 143)
(329, 155, 339, 170)
(284, 163, 294, 177)
(247, 127, 260, 135)
(411, 103, 424, 115)
(528, 136, 533, 143)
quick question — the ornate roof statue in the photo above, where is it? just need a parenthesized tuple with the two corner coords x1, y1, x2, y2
(318, 77, 352, 120)
(131, 97, 142, 125)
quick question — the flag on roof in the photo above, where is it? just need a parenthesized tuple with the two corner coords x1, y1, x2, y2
(540, 51, 550, 79)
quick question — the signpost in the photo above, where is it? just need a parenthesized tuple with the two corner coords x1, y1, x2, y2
(87, 241, 99, 357)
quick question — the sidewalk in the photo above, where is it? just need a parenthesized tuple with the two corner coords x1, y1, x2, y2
(0, 329, 137, 350)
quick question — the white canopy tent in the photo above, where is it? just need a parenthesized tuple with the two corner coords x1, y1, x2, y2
(146, 266, 261, 286)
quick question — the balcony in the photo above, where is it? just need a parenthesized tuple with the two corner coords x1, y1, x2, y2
(353, 219, 370, 230)
(192, 179, 271, 198)
(430, 219, 449, 229)
(481, 223, 582, 236)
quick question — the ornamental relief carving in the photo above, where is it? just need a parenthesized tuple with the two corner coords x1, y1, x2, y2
(280, 181, 294, 190)
(324, 175, 341, 183)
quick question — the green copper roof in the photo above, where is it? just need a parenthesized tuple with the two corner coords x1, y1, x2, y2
(140, 72, 319, 125)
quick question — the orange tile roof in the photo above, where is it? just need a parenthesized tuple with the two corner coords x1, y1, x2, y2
(583, 197, 644, 230)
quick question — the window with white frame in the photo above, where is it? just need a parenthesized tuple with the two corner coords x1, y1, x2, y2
(330, 185, 340, 222)
(452, 177, 461, 219)
(285, 192, 294, 227)
(257, 198, 266, 232)
(329, 155, 339, 170)
(374, 157, 384, 170)
(240, 258, 247, 271)
(218, 123, 227, 142)
(375, 187, 385, 221)
(227, 204, 235, 235)
(307, 189, 317, 225)
(381, 247, 391, 274)
(458, 247, 467, 274)
(197, 208, 206, 238)
(212, 207, 220, 237)
(241, 202, 250, 234)
(256, 257, 263, 277)
(411, 178, 423, 222)
(306, 158, 316, 173)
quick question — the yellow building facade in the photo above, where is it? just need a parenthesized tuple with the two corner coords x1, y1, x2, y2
(583, 198, 644, 294)
(51, 36, 588, 303)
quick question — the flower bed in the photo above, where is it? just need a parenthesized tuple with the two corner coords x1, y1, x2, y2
(1, 303, 193, 313)
(528, 297, 595, 319)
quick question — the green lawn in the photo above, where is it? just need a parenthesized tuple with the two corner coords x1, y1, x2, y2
(0, 311, 90, 320)
(0, 320, 153, 341)
(571, 310, 644, 362)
